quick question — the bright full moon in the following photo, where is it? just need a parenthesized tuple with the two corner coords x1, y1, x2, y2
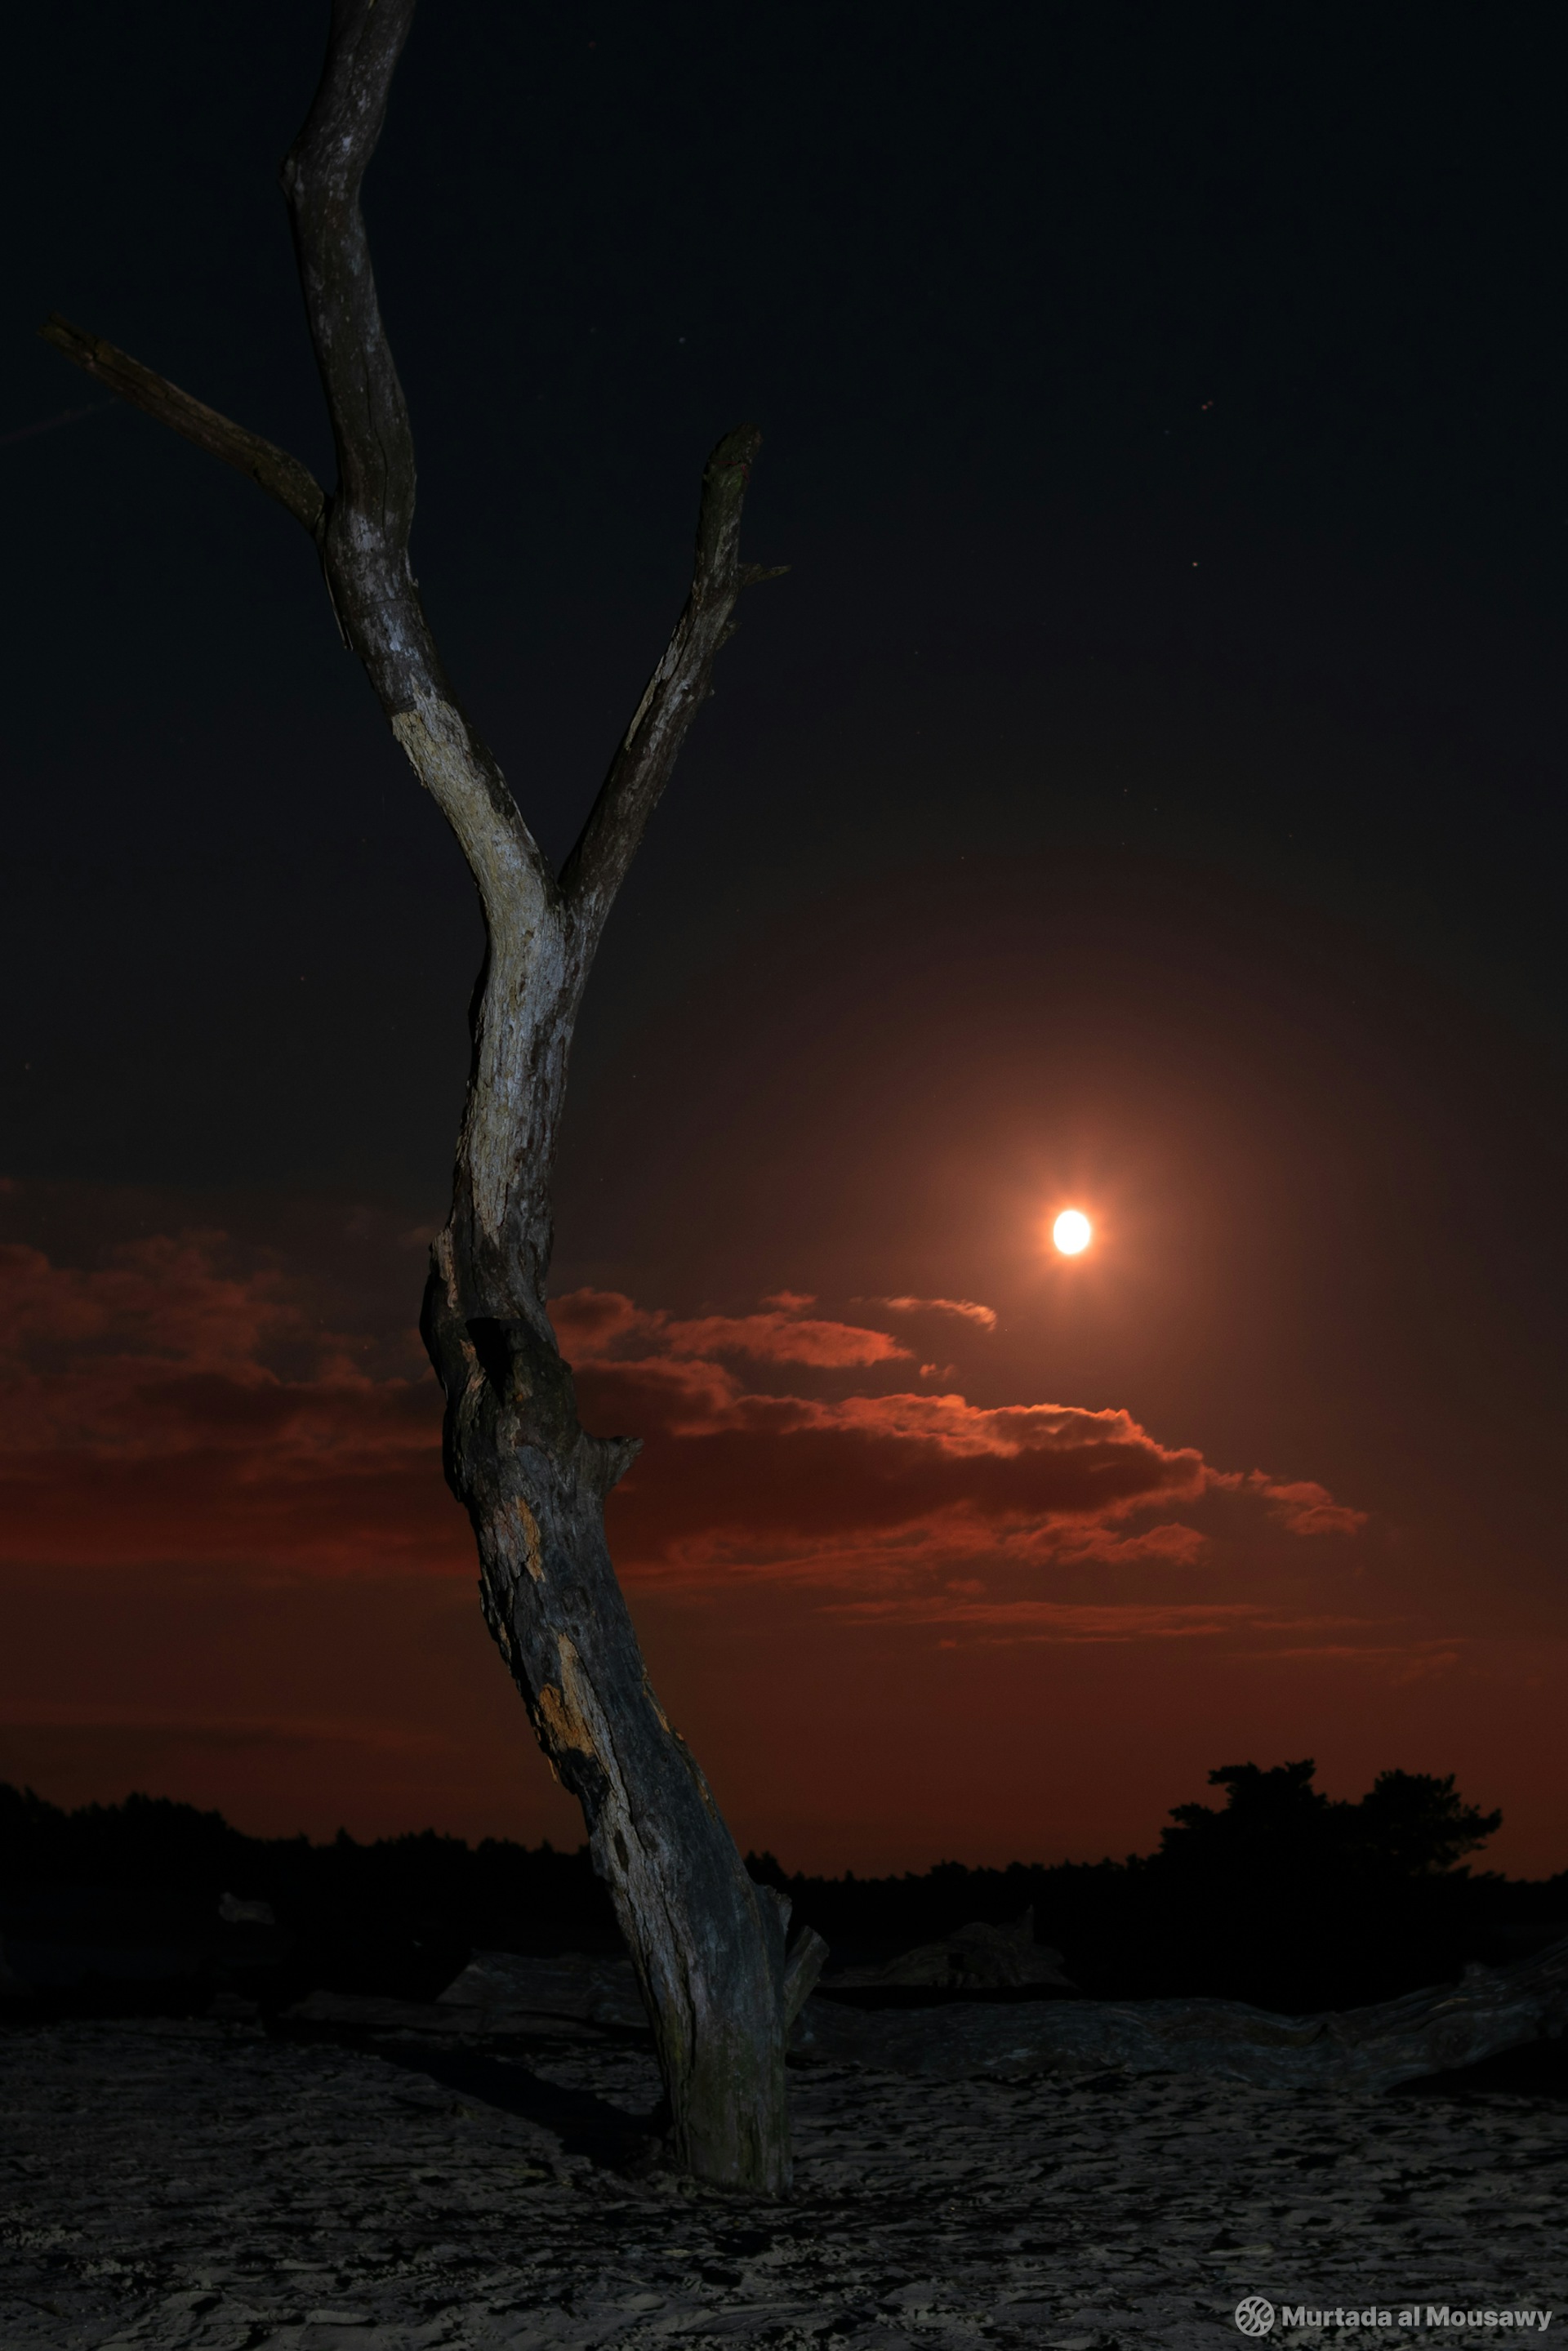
(1053, 1209, 1092, 1255)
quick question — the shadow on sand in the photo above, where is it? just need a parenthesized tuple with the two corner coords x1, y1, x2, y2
(274, 2019, 665, 2168)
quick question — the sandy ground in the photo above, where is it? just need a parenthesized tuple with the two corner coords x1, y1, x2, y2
(0, 2015, 1563, 2350)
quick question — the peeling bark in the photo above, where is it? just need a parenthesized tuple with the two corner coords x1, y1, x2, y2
(44, 0, 796, 2191)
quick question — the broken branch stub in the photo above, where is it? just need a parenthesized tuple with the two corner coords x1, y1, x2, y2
(38, 314, 325, 534)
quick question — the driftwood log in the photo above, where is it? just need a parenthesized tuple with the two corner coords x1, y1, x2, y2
(433, 1936, 1568, 2097)
(43, 0, 800, 2190)
(820, 1908, 1077, 1991)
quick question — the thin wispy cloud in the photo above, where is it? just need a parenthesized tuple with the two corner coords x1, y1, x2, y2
(875, 1295, 998, 1331)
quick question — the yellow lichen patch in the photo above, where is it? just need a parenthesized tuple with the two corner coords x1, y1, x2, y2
(536, 1678, 597, 1760)
(515, 1496, 545, 1580)
(559, 1636, 610, 1741)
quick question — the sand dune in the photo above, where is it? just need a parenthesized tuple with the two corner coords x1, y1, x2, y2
(1, 2010, 1563, 2349)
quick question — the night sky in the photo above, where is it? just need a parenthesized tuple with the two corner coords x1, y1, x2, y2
(6, 2, 1566, 1875)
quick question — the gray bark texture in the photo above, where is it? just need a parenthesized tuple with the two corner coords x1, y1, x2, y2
(44, 0, 800, 2192)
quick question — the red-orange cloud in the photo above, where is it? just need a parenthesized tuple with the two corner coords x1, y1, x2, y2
(579, 1362, 1210, 1564)
(1250, 1476, 1370, 1538)
(877, 1294, 999, 1331)
(0, 1249, 1365, 1610)
(0, 1238, 454, 1577)
(547, 1287, 1365, 1593)
(550, 1286, 911, 1369)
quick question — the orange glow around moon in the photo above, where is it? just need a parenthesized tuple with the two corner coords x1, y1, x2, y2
(1053, 1209, 1092, 1255)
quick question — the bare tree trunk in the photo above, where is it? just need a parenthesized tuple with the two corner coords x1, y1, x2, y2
(42, 0, 809, 2191)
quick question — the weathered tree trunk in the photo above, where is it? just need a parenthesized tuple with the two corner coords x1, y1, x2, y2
(43, 0, 805, 2191)
(418, 1211, 792, 2188)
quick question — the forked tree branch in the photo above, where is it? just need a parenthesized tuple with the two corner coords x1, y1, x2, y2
(283, 0, 559, 947)
(38, 314, 326, 535)
(42, 0, 780, 1013)
(559, 425, 784, 949)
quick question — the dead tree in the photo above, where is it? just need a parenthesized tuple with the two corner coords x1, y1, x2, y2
(43, 0, 824, 2192)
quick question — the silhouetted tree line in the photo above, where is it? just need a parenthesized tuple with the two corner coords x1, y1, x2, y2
(0, 1782, 604, 1936)
(753, 1761, 1565, 2013)
(0, 1783, 617, 2002)
(3, 1763, 1563, 2015)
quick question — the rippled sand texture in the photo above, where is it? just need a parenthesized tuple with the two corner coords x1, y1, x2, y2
(2, 2018, 1563, 2349)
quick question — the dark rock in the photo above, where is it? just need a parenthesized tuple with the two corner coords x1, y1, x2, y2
(437, 1949, 649, 2030)
(217, 1892, 276, 1926)
(821, 1908, 1076, 1993)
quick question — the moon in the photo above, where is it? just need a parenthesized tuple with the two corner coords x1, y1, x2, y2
(1053, 1209, 1092, 1255)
